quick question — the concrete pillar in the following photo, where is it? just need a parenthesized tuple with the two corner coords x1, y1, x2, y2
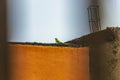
(68, 27, 120, 80)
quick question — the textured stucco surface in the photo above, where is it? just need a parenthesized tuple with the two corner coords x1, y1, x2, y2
(68, 27, 120, 80)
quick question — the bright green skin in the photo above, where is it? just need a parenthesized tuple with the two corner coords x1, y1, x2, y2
(55, 38, 71, 46)
(55, 38, 63, 44)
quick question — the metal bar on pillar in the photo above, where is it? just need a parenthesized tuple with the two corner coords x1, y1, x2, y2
(87, 5, 101, 33)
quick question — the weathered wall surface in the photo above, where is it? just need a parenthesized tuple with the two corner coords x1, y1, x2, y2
(68, 27, 120, 80)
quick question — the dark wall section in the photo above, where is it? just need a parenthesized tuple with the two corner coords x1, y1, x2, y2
(0, 0, 9, 80)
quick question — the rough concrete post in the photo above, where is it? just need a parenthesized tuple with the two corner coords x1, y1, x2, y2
(68, 27, 120, 80)
(89, 28, 120, 80)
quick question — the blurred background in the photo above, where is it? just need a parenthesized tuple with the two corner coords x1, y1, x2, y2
(7, 0, 90, 43)
(7, 0, 120, 43)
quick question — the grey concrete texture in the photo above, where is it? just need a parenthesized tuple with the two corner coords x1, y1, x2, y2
(68, 27, 120, 80)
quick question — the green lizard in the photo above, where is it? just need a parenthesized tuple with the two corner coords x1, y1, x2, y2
(55, 38, 71, 46)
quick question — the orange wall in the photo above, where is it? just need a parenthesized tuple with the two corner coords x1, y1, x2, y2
(9, 44, 89, 80)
